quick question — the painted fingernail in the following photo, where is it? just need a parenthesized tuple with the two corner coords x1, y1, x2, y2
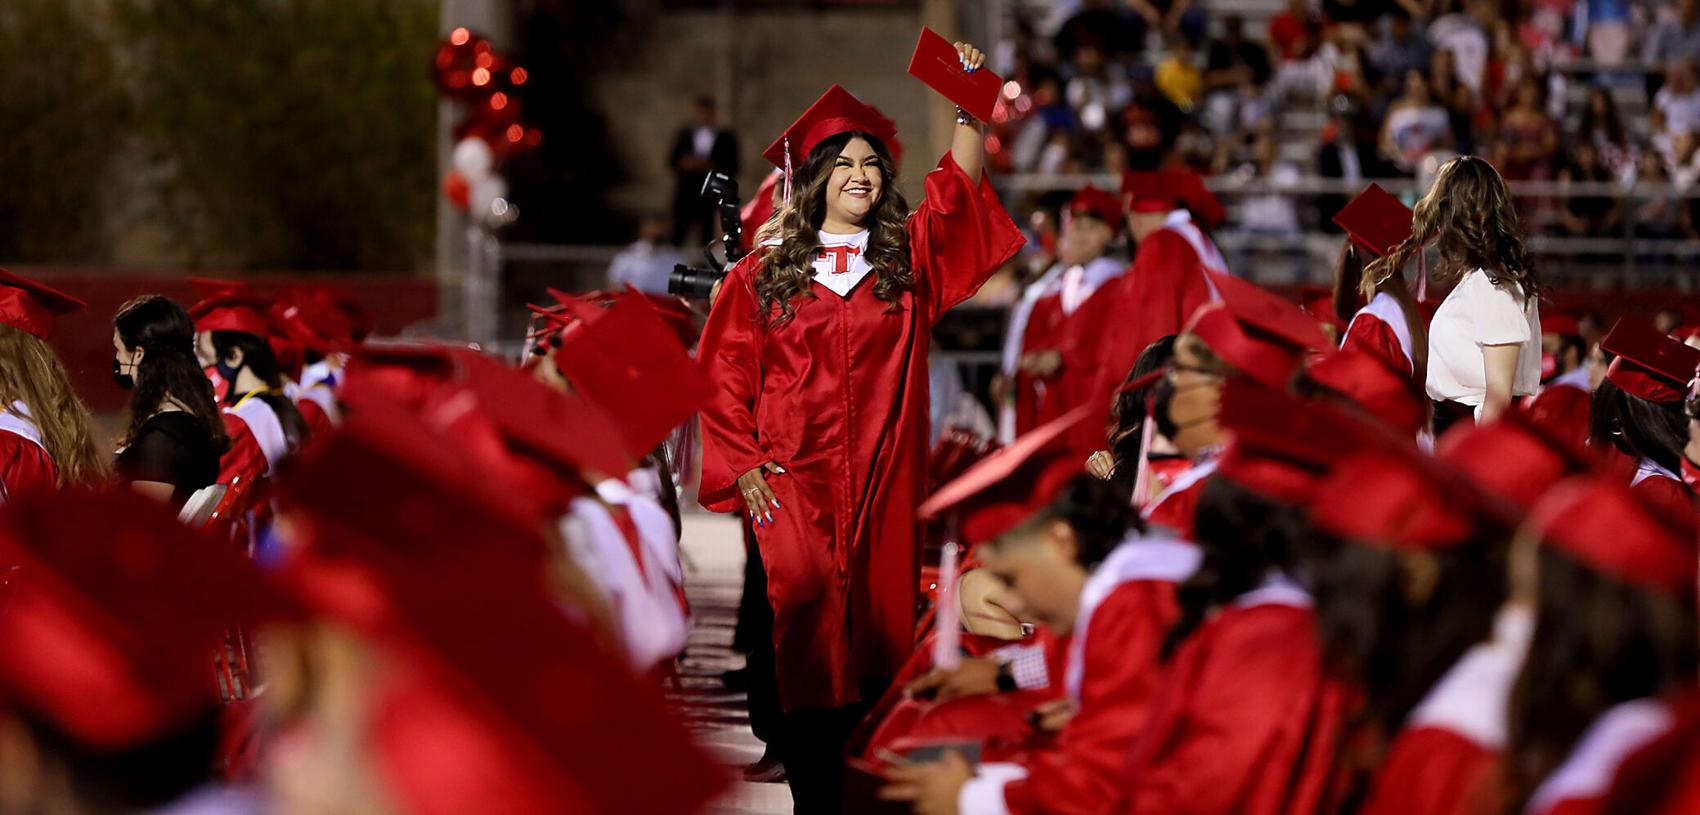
(776, 465, 786, 473)
(765, 511, 774, 523)
(773, 499, 783, 509)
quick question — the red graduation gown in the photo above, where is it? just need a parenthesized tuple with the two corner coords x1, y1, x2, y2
(1342, 293, 1416, 379)
(1359, 605, 1534, 815)
(1085, 223, 1223, 407)
(0, 407, 55, 504)
(697, 153, 1024, 710)
(1526, 698, 1675, 815)
(1141, 454, 1218, 540)
(1121, 577, 1352, 815)
(964, 539, 1197, 815)
(1015, 293, 1066, 435)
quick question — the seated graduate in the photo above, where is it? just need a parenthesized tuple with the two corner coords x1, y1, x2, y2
(879, 398, 1198, 815)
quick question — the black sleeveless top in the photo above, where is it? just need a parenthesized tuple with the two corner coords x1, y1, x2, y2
(114, 412, 220, 510)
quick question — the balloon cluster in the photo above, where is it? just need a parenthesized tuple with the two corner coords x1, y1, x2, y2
(434, 27, 535, 228)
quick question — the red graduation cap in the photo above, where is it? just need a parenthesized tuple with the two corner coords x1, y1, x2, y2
(1528, 475, 1699, 598)
(188, 289, 275, 338)
(918, 403, 1100, 545)
(1215, 378, 1391, 505)
(1310, 452, 1476, 550)
(762, 85, 902, 174)
(551, 288, 712, 460)
(1433, 416, 1591, 513)
(1331, 183, 1413, 258)
(0, 268, 84, 340)
(1601, 318, 1700, 404)
(1305, 348, 1427, 436)
(1540, 312, 1581, 338)
(1187, 273, 1333, 391)
(1066, 184, 1125, 235)
(0, 489, 268, 749)
(280, 478, 729, 815)
(1121, 169, 1225, 229)
(273, 288, 360, 353)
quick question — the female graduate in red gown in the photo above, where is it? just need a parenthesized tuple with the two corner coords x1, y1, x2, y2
(1501, 477, 1697, 815)
(0, 270, 107, 502)
(696, 43, 1024, 808)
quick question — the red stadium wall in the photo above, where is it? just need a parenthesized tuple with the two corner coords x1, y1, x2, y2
(12, 271, 437, 413)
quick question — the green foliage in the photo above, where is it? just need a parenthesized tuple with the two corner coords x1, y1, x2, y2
(117, 0, 438, 271)
(0, 0, 130, 262)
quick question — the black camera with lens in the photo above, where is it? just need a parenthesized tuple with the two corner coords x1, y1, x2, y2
(668, 171, 747, 300)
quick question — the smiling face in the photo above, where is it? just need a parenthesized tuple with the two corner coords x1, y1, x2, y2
(822, 137, 885, 231)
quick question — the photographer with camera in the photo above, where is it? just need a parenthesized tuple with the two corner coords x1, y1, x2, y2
(695, 43, 1024, 813)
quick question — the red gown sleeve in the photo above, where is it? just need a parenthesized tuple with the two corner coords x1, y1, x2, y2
(0, 432, 55, 503)
(297, 397, 333, 442)
(1360, 727, 1504, 815)
(907, 153, 1026, 323)
(1342, 314, 1413, 377)
(1631, 475, 1697, 520)
(1001, 583, 1177, 815)
(695, 255, 771, 514)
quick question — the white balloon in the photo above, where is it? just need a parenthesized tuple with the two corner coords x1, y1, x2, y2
(452, 137, 494, 182)
(470, 174, 508, 223)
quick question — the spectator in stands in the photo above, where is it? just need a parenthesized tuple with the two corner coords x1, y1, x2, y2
(1269, 0, 1322, 63)
(1581, 0, 1633, 66)
(1556, 143, 1623, 239)
(1066, 43, 1133, 136)
(1629, 151, 1681, 243)
(1647, 0, 1700, 73)
(1319, 104, 1395, 223)
(1369, 9, 1435, 96)
(1202, 15, 1272, 132)
(1578, 87, 1634, 181)
(1427, 47, 1479, 154)
(1428, 1, 1491, 97)
(1324, 0, 1384, 26)
(1381, 70, 1456, 173)
(607, 214, 686, 295)
(1054, 0, 1140, 62)
(1654, 61, 1700, 137)
(1156, 37, 1203, 112)
(1491, 79, 1558, 181)
(1233, 133, 1305, 279)
(1127, 0, 1207, 50)
(1121, 82, 1185, 170)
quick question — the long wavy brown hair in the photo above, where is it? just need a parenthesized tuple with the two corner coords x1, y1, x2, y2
(753, 131, 912, 325)
(0, 324, 108, 489)
(1363, 155, 1541, 304)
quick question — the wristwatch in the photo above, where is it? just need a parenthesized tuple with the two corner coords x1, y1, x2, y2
(955, 106, 977, 126)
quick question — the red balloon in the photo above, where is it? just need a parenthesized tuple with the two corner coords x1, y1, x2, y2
(442, 170, 471, 211)
(432, 28, 493, 100)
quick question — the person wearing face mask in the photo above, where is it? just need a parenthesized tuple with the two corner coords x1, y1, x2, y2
(186, 290, 309, 491)
(1079, 168, 1229, 421)
(112, 295, 226, 510)
(696, 49, 1024, 811)
(995, 184, 1126, 443)
(1140, 274, 1335, 539)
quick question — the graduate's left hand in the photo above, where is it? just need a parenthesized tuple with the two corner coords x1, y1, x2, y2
(953, 41, 985, 74)
(879, 750, 973, 815)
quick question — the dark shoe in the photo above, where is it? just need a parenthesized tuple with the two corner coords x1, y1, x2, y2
(742, 753, 787, 783)
(721, 666, 750, 692)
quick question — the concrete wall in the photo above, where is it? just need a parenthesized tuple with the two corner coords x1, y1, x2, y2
(594, 4, 961, 217)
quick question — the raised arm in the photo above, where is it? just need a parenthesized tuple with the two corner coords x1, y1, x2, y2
(950, 41, 988, 182)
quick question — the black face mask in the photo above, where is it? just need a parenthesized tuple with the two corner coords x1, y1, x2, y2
(112, 358, 135, 390)
(1152, 377, 1179, 439)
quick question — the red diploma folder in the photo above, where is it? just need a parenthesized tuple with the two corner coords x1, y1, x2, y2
(907, 27, 1002, 123)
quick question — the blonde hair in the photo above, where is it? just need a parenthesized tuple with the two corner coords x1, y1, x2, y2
(0, 324, 109, 489)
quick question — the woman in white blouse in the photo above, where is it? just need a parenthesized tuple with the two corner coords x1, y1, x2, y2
(1362, 156, 1541, 428)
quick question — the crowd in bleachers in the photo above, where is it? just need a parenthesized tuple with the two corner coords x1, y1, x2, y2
(985, 0, 1700, 241)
